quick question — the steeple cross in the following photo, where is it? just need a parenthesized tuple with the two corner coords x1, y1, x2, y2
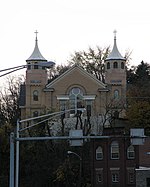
(34, 30, 38, 37)
(113, 30, 117, 39)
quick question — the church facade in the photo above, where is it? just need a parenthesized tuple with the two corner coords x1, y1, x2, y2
(20, 32, 126, 135)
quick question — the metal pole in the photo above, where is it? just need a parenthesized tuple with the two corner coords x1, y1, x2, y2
(9, 132, 15, 187)
(79, 157, 82, 187)
(17, 135, 110, 141)
(67, 151, 82, 187)
(75, 95, 77, 114)
(15, 121, 20, 187)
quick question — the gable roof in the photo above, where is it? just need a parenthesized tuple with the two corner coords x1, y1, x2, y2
(46, 64, 106, 89)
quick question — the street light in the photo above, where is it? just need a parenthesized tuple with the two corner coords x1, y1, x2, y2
(0, 61, 55, 77)
(67, 151, 82, 187)
(1, 62, 55, 187)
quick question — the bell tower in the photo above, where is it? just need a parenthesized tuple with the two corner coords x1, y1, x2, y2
(26, 30, 48, 85)
(105, 31, 126, 116)
(25, 31, 48, 118)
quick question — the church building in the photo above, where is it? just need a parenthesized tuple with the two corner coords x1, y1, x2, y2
(20, 31, 126, 135)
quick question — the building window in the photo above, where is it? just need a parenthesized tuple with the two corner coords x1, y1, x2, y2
(127, 145, 135, 159)
(27, 63, 31, 70)
(107, 62, 110, 69)
(129, 173, 134, 183)
(127, 169, 135, 184)
(112, 173, 119, 183)
(114, 90, 119, 99)
(97, 173, 102, 182)
(111, 141, 119, 159)
(121, 62, 125, 69)
(33, 90, 39, 101)
(33, 111, 38, 117)
(96, 146, 103, 160)
(34, 62, 39, 69)
(59, 100, 67, 111)
(113, 61, 118, 68)
(69, 87, 83, 115)
(95, 168, 103, 184)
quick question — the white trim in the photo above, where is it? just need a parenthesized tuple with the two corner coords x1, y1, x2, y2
(57, 96, 70, 100)
(83, 95, 96, 100)
(57, 95, 96, 100)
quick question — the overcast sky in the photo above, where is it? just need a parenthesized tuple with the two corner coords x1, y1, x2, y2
(0, 0, 150, 75)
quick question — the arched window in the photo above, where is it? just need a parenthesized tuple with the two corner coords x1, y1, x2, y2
(96, 146, 103, 160)
(107, 62, 110, 69)
(34, 62, 39, 69)
(33, 111, 38, 117)
(127, 145, 135, 159)
(69, 87, 83, 114)
(113, 61, 118, 68)
(27, 63, 31, 70)
(114, 90, 119, 99)
(111, 141, 119, 159)
(33, 90, 39, 101)
(121, 62, 125, 69)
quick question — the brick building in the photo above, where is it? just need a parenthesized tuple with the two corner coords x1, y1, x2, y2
(91, 124, 139, 187)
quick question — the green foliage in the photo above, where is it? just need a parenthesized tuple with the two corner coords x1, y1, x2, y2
(0, 75, 24, 126)
(126, 61, 150, 133)
(126, 101, 150, 131)
(0, 75, 24, 185)
(0, 123, 13, 186)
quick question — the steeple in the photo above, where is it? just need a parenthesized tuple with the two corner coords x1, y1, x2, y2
(26, 31, 47, 62)
(106, 30, 125, 61)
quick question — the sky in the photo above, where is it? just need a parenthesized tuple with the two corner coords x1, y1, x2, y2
(0, 0, 150, 77)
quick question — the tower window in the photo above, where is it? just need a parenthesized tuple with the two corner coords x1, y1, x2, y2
(107, 62, 110, 69)
(111, 141, 119, 159)
(34, 64, 39, 69)
(27, 63, 31, 70)
(121, 62, 125, 69)
(33, 90, 39, 101)
(114, 90, 119, 99)
(113, 61, 118, 68)
(34, 62, 39, 69)
(96, 146, 103, 160)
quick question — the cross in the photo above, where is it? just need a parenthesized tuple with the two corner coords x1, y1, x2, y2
(34, 30, 38, 40)
(113, 30, 117, 39)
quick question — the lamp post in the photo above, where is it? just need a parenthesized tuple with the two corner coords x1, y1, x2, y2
(67, 151, 82, 187)
(0, 61, 55, 77)
(0, 62, 55, 187)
